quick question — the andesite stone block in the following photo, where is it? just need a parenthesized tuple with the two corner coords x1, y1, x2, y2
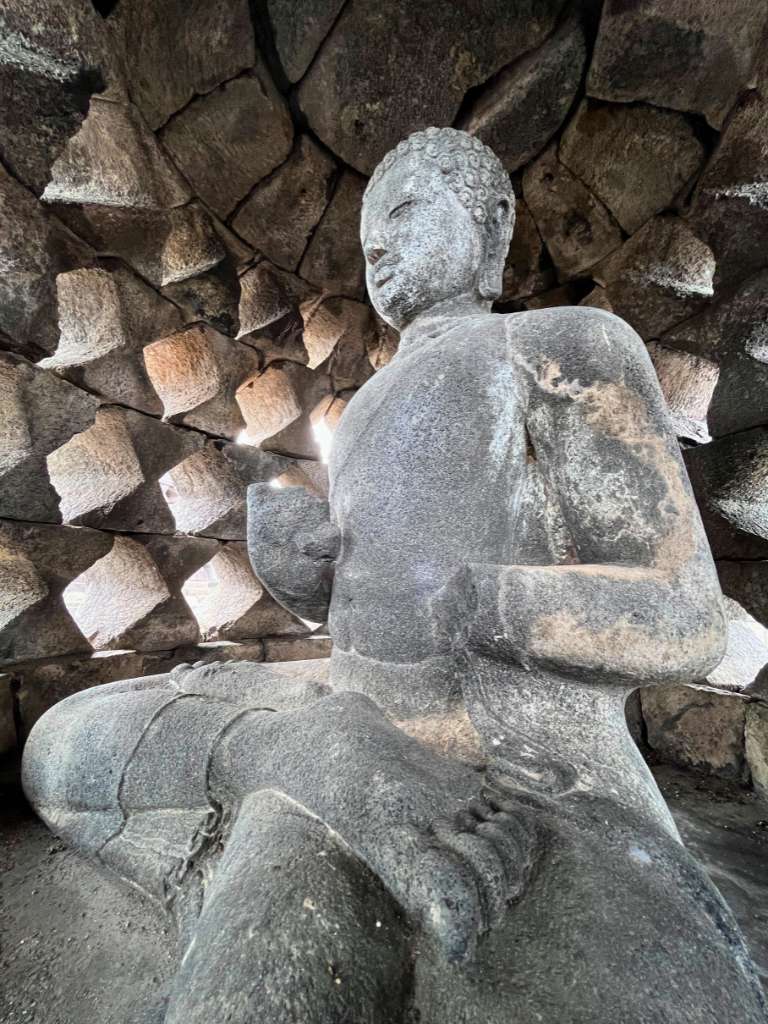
(40, 262, 183, 415)
(160, 69, 293, 219)
(43, 98, 191, 209)
(718, 562, 768, 630)
(299, 170, 368, 299)
(646, 342, 718, 444)
(559, 100, 706, 234)
(463, 17, 586, 173)
(0, 521, 112, 664)
(0, 353, 100, 522)
(266, 0, 346, 83)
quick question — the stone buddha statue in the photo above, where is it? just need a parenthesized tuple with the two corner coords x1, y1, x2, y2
(23, 128, 766, 1023)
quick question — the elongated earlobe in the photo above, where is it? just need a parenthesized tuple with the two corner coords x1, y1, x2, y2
(478, 198, 513, 301)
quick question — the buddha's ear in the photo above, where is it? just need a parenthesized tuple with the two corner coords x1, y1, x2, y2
(478, 197, 514, 301)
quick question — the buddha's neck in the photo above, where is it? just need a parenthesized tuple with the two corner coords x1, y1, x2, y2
(463, 657, 680, 841)
(398, 294, 492, 351)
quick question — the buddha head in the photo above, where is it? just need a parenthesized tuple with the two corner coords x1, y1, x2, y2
(361, 127, 515, 331)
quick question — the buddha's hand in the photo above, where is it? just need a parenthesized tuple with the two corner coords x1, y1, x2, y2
(430, 564, 525, 663)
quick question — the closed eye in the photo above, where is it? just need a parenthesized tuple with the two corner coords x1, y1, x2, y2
(389, 199, 414, 220)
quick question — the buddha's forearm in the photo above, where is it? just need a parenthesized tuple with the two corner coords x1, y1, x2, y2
(460, 562, 727, 686)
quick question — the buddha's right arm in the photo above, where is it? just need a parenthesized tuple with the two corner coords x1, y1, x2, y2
(247, 482, 340, 625)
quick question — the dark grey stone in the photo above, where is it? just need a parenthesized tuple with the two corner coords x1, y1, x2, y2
(23, 128, 767, 1024)
(266, 0, 346, 82)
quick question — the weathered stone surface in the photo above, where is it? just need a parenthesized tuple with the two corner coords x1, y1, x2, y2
(182, 543, 307, 641)
(299, 170, 367, 298)
(301, 295, 375, 376)
(160, 70, 293, 218)
(161, 442, 291, 539)
(0, 353, 100, 522)
(47, 406, 204, 533)
(686, 428, 768, 545)
(143, 326, 260, 439)
(110, 0, 255, 130)
(707, 599, 768, 692)
(237, 261, 312, 341)
(523, 283, 579, 309)
(247, 483, 337, 623)
(235, 362, 329, 458)
(263, 635, 332, 662)
(298, 1, 567, 174)
(745, 700, 768, 802)
(266, 0, 345, 82)
(559, 100, 706, 233)
(0, 0, 110, 193)
(719, 562, 768, 629)
(52, 201, 226, 287)
(68, 534, 217, 651)
(690, 89, 768, 288)
(43, 98, 190, 209)
(646, 341, 719, 444)
(367, 315, 399, 370)
(522, 143, 622, 280)
(595, 217, 715, 338)
(500, 196, 553, 303)
(462, 17, 586, 173)
(0, 164, 93, 359)
(232, 136, 337, 271)
(163, 262, 241, 337)
(578, 285, 613, 312)
(662, 270, 768, 437)
(0, 521, 112, 664)
(40, 262, 183, 415)
(641, 684, 748, 779)
(588, 0, 768, 129)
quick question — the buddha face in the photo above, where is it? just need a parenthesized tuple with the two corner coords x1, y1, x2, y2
(361, 153, 487, 330)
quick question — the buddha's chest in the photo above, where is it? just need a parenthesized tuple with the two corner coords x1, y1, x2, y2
(329, 334, 530, 555)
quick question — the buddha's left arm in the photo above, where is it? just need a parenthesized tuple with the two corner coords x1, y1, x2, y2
(443, 312, 726, 686)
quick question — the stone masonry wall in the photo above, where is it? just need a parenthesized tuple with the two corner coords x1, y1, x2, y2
(1, 0, 768, 789)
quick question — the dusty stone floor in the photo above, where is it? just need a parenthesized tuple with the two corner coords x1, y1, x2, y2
(1, 767, 767, 1024)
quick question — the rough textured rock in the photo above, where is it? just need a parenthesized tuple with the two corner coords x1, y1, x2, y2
(235, 361, 328, 458)
(43, 98, 190, 209)
(661, 270, 768, 438)
(646, 342, 719, 444)
(559, 100, 706, 233)
(0, 673, 16, 768)
(47, 406, 204, 534)
(301, 295, 375, 374)
(588, 0, 768, 129)
(641, 684, 748, 779)
(0, 164, 93, 359)
(160, 70, 293, 218)
(231, 136, 337, 270)
(690, 89, 768, 289)
(52, 201, 226, 287)
(707, 598, 768, 692)
(182, 543, 307, 641)
(686, 428, 768, 546)
(522, 143, 622, 280)
(40, 262, 183, 415)
(595, 217, 715, 338)
(266, 0, 346, 82)
(263, 635, 332, 662)
(163, 262, 242, 338)
(0, 353, 100, 522)
(161, 442, 292, 539)
(366, 316, 400, 370)
(0, 521, 112, 664)
(68, 534, 217, 651)
(237, 261, 312, 340)
(0, 0, 110, 194)
(110, 0, 255, 130)
(462, 17, 586, 173)
(499, 196, 553, 302)
(299, 169, 367, 298)
(719, 562, 768, 629)
(143, 326, 261, 439)
(745, 700, 768, 802)
(298, 0, 568, 173)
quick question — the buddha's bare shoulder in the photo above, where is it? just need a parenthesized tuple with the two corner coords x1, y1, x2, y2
(500, 306, 655, 396)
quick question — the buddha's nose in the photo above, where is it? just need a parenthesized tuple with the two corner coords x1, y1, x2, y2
(366, 244, 386, 266)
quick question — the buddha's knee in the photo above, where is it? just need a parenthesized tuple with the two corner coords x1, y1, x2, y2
(22, 674, 177, 855)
